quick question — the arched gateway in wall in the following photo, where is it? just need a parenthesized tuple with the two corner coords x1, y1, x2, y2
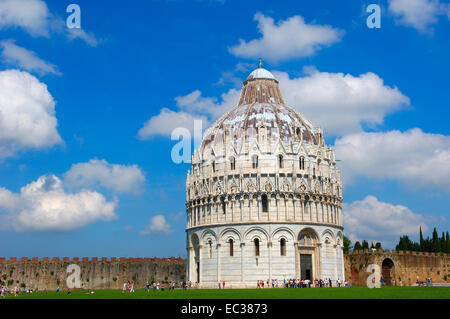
(185, 61, 345, 288)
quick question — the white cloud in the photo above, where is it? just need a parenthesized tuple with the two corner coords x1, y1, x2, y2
(140, 215, 171, 235)
(0, 0, 98, 46)
(229, 13, 343, 62)
(335, 128, 450, 189)
(137, 89, 239, 139)
(65, 27, 98, 47)
(0, 40, 61, 75)
(389, 0, 450, 33)
(343, 195, 428, 247)
(275, 67, 410, 135)
(138, 108, 209, 139)
(0, 69, 62, 159)
(0, 175, 117, 232)
(64, 159, 146, 194)
(0, 0, 51, 37)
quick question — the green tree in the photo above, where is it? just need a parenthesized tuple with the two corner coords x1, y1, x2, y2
(375, 242, 382, 250)
(354, 241, 362, 251)
(419, 226, 424, 252)
(396, 235, 416, 251)
(362, 240, 369, 250)
(432, 227, 440, 252)
(440, 232, 446, 253)
(446, 232, 450, 254)
(343, 235, 352, 254)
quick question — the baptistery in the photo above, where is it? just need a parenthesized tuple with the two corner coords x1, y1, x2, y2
(186, 61, 344, 288)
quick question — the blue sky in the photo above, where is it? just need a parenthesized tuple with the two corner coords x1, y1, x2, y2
(0, 0, 449, 257)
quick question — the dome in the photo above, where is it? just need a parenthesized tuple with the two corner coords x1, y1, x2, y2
(200, 62, 322, 151)
(246, 67, 276, 81)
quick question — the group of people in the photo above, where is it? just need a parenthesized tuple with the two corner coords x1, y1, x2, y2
(0, 285, 40, 297)
(122, 281, 135, 293)
(256, 278, 349, 288)
(143, 281, 178, 292)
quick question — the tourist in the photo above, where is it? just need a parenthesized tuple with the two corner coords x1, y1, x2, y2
(222, 280, 225, 289)
(398, 276, 402, 287)
(122, 281, 127, 293)
(56, 285, 60, 293)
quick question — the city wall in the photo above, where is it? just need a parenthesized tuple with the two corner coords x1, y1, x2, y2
(344, 249, 450, 286)
(2, 250, 449, 290)
(0, 257, 186, 290)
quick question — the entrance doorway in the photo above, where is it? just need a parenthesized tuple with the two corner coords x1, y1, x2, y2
(382, 258, 394, 286)
(300, 254, 313, 280)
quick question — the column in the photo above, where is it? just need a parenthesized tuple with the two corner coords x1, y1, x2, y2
(294, 242, 299, 278)
(240, 243, 245, 283)
(301, 200, 304, 221)
(268, 241, 272, 280)
(293, 198, 296, 221)
(257, 195, 260, 221)
(188, 246, 194, 282)
(198, 245, 203, 283)
(215, 201, 219, 224)
(216, 243, 221, 282)
(240, 199, 244, 222)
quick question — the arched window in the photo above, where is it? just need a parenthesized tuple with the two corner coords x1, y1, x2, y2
(229, 239, 234, 257)
(299, 156, 305, 170)
(278, 155, 283, 168)
(296, 128, 301, 138)
(212, 161, 216, 172)
(252, 155, 258, 169)
(208, 240, 213, 258)
(280, 238, 286, 256)
(261, 194, 268, 212)
(254, 238, 260, 257)
(317, 159, 321, 171)
(230, 157, 235, 170)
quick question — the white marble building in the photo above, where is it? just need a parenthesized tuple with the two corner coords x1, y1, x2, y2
(186, 62, 344, 288)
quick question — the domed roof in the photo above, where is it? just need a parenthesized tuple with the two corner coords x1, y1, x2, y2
(200, 61, 322, 150)
(246, 67, 276, 81)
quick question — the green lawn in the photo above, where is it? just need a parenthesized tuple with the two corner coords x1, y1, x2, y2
(2, 286, 450, 299)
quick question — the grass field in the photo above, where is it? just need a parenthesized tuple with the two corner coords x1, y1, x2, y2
(2, 286, 450, 299)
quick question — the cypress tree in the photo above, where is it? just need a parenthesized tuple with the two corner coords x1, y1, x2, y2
(432, 228, 440, 252)
(419, 226, 424, 252)
(446, 232, 450, 253)
(441, 232, 446, 253)
(354, 241, 362, 251)
(362, 240, 369, 250)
